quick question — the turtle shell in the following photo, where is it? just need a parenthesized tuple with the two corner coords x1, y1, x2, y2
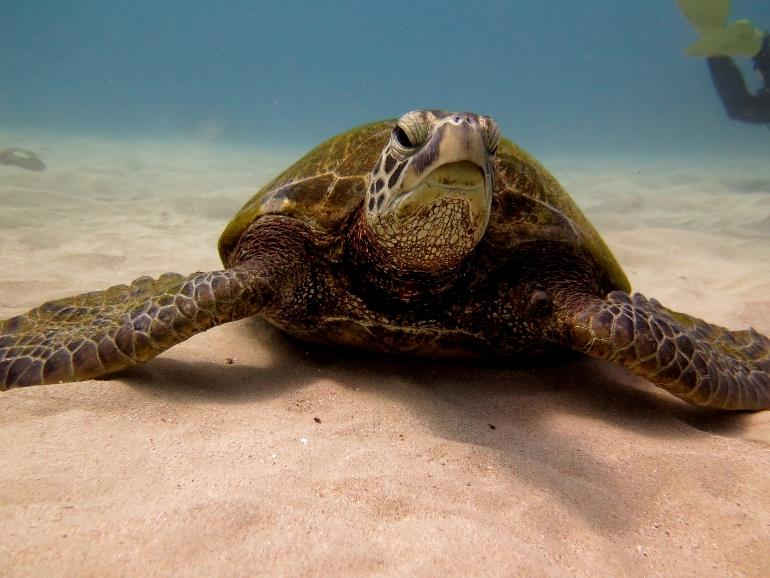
(218, 120, 630, 293)
(218, 120, 392, 262)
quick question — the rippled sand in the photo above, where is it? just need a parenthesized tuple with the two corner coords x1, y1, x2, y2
(1, 130, 769, 576)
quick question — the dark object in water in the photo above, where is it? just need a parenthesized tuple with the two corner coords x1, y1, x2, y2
(708, 35, 770, 124)
(0, 148, 46, 172)
(676, 0, 770, 124)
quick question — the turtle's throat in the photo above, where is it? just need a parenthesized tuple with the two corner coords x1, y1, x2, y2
(350, 202, 477, 301)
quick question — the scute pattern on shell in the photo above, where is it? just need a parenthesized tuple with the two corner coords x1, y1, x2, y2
(219, 121, 393, 262)
(487, 138, 630, 293)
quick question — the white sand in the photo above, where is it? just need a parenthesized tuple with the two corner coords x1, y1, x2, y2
(1, 130, 769, 577)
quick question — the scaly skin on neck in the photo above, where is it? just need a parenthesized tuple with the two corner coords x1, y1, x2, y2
(348, 206, 475, 302)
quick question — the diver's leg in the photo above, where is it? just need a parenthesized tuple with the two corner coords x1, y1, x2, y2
(707, 57, 757, 121)
(707, 52, 770, 124)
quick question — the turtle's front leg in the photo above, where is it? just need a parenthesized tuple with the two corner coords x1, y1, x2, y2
(0, 226, 310, 388)
(0, 268, 272, 388)
(554, 291, 770, 410)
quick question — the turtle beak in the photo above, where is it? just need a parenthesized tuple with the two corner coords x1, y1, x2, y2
(393, 117, 492, 236)
(400, 116, 490, 192)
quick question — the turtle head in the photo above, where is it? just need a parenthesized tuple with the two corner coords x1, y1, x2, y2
(363, 110, 499, 273)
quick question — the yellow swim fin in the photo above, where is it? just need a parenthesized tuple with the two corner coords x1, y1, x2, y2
(676, 0, 731, 34)
(684, 19, 764, 57)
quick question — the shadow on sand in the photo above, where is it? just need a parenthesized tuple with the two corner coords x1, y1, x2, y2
(116, 319, 751, 533)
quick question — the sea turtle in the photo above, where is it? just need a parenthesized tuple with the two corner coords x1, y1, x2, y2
(1, 110, 769, 410)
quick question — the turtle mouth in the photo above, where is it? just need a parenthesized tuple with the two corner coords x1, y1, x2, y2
(422, 161, 486, 191)
(392, 161, 488, 221)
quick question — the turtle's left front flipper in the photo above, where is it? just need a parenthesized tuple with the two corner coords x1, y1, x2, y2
(556, 291, 770, 410)
(0, 267, 273, 388)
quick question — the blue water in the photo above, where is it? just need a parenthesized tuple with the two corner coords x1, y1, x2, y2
(2, 1, 770, 158)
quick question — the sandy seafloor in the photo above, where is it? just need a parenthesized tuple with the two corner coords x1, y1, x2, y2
(0, 128, 769, 577)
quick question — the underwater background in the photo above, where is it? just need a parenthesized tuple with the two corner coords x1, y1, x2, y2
(3, 0, 770, 159)
(3, 4, 770, 575)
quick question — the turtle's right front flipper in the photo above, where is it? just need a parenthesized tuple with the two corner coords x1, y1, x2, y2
(0, 267, 273, 388)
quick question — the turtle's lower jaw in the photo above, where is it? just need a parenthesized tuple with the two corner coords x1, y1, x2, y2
(365, 160, 492, 273)
(391, 161, 491, 234)
(425, 160, 486, 191)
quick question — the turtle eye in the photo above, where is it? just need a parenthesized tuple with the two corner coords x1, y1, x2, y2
(392, 113, 429, 153)
(483, 120, 501, 155)
(394, 126, 414, 149)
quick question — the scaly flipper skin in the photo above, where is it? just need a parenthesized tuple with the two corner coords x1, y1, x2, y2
(0, 267, 273, 388)
(562, 291, 770, 410)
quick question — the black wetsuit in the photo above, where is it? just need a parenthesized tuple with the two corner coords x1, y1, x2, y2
(707, 34, 770, 124)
